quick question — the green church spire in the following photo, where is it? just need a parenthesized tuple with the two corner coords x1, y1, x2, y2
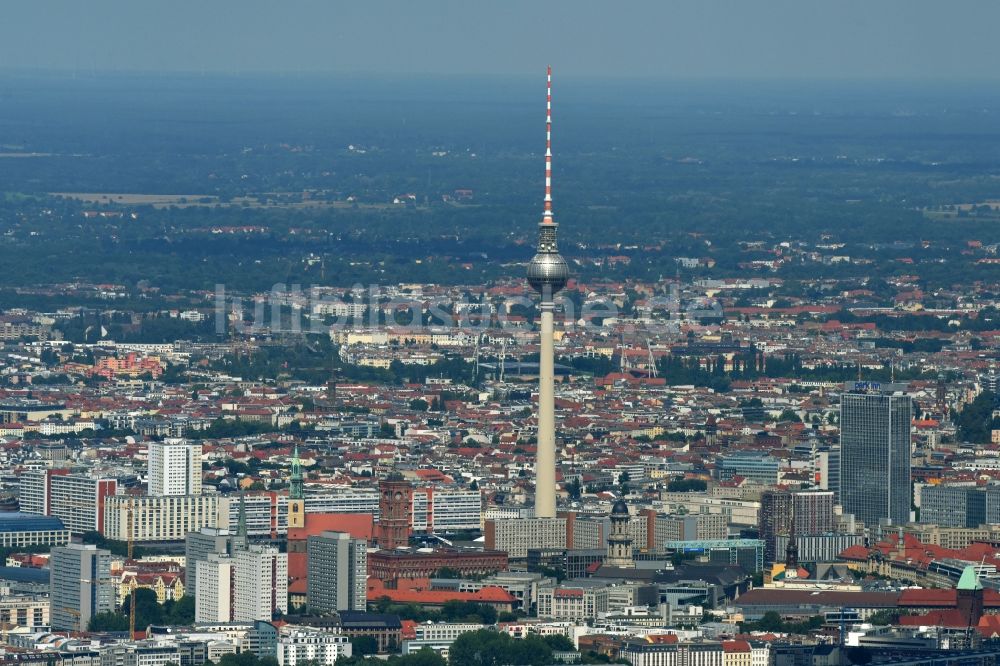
(289, 445, 304, 500)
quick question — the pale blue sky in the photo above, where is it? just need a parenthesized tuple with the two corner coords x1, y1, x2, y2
(2, 0, 998, 79)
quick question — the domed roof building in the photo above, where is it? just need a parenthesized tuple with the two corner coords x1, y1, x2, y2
(606, 499, 634, 568)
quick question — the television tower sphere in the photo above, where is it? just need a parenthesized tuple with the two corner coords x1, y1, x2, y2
(527, 246, 569, 295)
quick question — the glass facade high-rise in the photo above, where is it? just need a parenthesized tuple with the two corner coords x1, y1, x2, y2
(839, 384, 912, 528)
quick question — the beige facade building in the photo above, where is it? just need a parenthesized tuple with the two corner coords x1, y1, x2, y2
(484, 517, 567, 559)
(104, 495, 222, 541)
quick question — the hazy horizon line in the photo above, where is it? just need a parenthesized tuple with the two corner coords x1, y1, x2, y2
(1, 66, 999, 87)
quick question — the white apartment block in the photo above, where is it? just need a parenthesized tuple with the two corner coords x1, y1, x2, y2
(620, 641, 727, 666)
(104, 495, 222, 541)
(412, 623, 484, 641)
(411, 488, 482, 532)
(195, 554, 234, 623)
(234, 546, 288, 621)
(148, 439, 202, 496)
(18, 469, 50, 516)
(276, 628, 352, 666)
(537, 585, 610, 621)
(38, 473, 118, 535)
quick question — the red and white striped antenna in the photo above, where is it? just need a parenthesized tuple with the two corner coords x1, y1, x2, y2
(542, 65, 554, 226)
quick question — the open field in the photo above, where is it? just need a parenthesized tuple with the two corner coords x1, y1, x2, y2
(49, 192, 437, 212)
(923, 201, 1000, 221)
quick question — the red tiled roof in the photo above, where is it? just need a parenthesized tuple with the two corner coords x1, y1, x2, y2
(722, 640, 751, 653)
(899, 610, 969, 628)
(287, 513, 374, 542)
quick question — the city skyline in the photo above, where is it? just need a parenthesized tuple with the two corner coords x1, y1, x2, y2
(2, 2, 1000, 658)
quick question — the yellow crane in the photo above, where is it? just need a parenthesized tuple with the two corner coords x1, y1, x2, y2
(59, 607, 81, 633)
(1, 619, 14, 644)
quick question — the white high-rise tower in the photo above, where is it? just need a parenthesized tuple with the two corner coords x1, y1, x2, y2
(148, 439, 202, 496)
(527, 66, 569, 519)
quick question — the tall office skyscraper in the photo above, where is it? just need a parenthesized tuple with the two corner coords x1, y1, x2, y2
(839, 383, 912, 528)
(49, 543, 114, 631)
(148, 439, 202, 496)
(306, 531, 367, 613)
(526, 66, 569, 519)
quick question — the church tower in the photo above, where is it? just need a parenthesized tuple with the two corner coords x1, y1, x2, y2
(287, 445, 305, 529)
(606, 499, 634, 568)
(957, 565, 985, 629)
(233, 490, 249, 552)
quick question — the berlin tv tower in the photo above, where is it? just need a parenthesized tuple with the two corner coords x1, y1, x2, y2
(527, 66, 569, 519)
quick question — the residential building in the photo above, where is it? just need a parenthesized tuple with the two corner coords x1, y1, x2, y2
(185, 527, 244, 597)
(484, 517, 567, 559)
(759, 490, 836, 563)
(276, 627, 352, 666)
(49, 543, 114, 631)
(411, 487, 482, 532)
(20, 471, 117, 535)
(149, 439, 202, 496)
(759, 491, 792, 564)
(234, 545, 288, 621)
(104, 495, 221, 542)
(195, 554, 234, 623)
(306, 531, 367, 613)
(0, 593, 49, 629)
(661, 514, 728, 544)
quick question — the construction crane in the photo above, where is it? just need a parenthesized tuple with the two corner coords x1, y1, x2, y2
(473, 333, 481, 382)
(1, 619, 14, 644)
(127, 494, 136, 640)
(619, 329, 628, 373)
(646, 335, 658, 379)
(59, 607, 81, 633)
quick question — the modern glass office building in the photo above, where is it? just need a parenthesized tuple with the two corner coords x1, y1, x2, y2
(839, 383, 912, 528)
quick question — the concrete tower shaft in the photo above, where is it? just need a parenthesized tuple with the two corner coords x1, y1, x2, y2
(527, 66, 568, 519)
